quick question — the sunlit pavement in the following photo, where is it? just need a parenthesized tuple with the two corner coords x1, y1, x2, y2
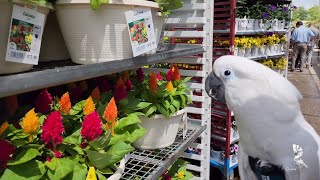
(288, 50, 320, 134)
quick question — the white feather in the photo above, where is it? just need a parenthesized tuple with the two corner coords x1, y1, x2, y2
(213, 55, 320, 180)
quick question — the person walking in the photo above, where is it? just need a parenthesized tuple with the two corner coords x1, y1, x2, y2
(291, 21, 315, 72)
(306, 22, 320, 68)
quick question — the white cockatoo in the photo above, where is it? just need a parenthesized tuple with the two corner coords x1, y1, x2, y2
(205, 55, 320, 180)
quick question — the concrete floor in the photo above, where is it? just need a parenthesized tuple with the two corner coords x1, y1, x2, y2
(288, 52, 320, 134)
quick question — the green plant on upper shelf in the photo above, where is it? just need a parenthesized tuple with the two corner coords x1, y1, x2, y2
(20, 0, 56, 8)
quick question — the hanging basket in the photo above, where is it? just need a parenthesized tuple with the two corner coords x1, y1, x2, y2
(133, 109, 186, 150)
(0, 0, 50, 74)
(55, 0, 161, 64)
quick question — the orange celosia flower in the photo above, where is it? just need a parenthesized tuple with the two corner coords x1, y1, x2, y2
(172, 65, 181, 81)
(79, 81, 88, 92)
(83, 96, 95, 116)
(0, 121, 9, 136)
(104, 97, 118, 123)
(5, 95, 18, 116)
(166, 81, 174, 94)
(148, 72, 158, 93)
(21, 108, 39, 135)
(91, 87, 101, 101)
(60, 92, 71, 114)
(122, 71, 130, 81)
(106, 123, 110, 130)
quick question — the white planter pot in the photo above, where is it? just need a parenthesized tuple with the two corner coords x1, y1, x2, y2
(237, 18, 248, 32)
(55, 0, 160, 64)
(246, 19, 254, 31)
(238, 48, 245, 57)
(266, 45, 275, 55)
(233, 48, 238, 56)
(133, 109, 186, 150)
(251, 47, 259, 57)
(278, 20, 285, 30)
(264, 20, 272, 31)
(254, 19, 264, 30)
(231, 154, 238, 163)
(274, 44, 282, 53)
(244, 48, 251, 57)
(40, 11, 70, 62)
(272, 19, 279, 31)
(259, 45, 266, 55)
(0, 1, 49, 74)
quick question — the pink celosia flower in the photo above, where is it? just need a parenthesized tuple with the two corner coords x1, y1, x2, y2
(54, 151, 63, 158)
(136, 68, 144, 82)
(0, 139, 14, 170)
(156, 72, 163, 80)
(41, 111, 65, 146)
(126, 80, 133, 91)
(46, 157, 51, 162)
(35, 89, 53, 114)
(81, 111, 103, 141)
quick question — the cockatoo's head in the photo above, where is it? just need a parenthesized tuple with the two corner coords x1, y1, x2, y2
(205, 55, 302, 112)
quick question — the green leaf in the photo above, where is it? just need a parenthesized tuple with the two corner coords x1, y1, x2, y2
(47, 158, 74, 180)
(10, 132, 29, 140)
(169, 105, 176, 115)
(115, 113, 141, 131)
(143, 105, 157, 117)
(64, 163, 87, 180)
(1, 160, 46, 180)
(88, 131, 111, 151)
(156, 104, 169, 117)
(163, 100, 171, 109)
(39, 115, 46, 125)
(127, 126, 147, 143)
(108, 132, 130, 146)
(172, 100, 181, 111)
(181, 77, 192, 83)
(7, 148, 40, 166)
(63, 128, 81, 145)
(97, 167, 114, 175)
(87, 141, 134, 169)
(96, 171, 107, 180)
(179, 95, 186, 106)
(45, 158, 56, 171)
(100, 92, 113, 104)
(69, 100, 85, 115)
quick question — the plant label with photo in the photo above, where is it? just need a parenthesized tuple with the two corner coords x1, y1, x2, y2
(125, 8, 157, 57)
(5, 5, 45, 65)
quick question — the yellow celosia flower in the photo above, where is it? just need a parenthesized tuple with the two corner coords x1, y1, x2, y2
(176, 171, 185, 180)
(83, 96, 95, 116)
(21, 108, 39, 134)
(166, 81, 174, 94)
(0, 121, 9, 136)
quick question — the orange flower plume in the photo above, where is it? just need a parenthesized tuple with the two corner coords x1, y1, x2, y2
(91, 87, 101, 101)
(166, 81, 174, 94)
(60, 92, 71, 114)
(0, 122, 9, 136)
(83, 96, 95, 116)
(122, 71, 130, 81)
(103, 97, 118, 135)
(172, 65, 180, 81)
(148, 72, 158, 93)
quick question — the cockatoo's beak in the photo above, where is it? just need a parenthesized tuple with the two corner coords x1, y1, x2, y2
(205, 72, 226, 103)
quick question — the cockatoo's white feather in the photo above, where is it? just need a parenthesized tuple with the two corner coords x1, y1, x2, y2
(210, 55, 320, 180)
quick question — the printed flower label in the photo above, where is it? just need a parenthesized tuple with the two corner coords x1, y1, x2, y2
(5, 5, 45, 65)
(125, 8, 157, 57)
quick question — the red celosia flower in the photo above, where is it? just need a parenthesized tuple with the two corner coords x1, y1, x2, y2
(172, 65, 181, 81)
(126, 80, 133, 91)
(149, 72, 158, 93)
(70, 86, 83, 101)
(114, 79, 127, 101)
(122, 71, 130, 81)
(5, 95, 18, 116)
(136, 68, 144, 82)
(99, 79, 112, 93)
(166, 68, 174, 81)
(81, 142, 88, 148)
(59, 92, 71, 114)
(54, 151, 63, 158)
(81, 111, 103, 141)
(35, 89, 53, 114)
(91, 87, 101, 101)
(41, 111, 65, 146)
(46, 157, 51, 162)
(156, 72, 163, 80)
(0, 139, 14, 170)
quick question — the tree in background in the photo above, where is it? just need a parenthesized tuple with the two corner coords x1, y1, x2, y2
(292, 7, 308, 21)
(292, 5, 320, 25)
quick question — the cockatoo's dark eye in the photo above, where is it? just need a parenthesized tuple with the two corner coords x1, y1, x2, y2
(224, 70, 231, 76)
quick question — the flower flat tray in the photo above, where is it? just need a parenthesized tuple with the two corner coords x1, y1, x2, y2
(121, 123, 206, 180)
(248, 52, 286, 61)
(0, 44, 204, 98)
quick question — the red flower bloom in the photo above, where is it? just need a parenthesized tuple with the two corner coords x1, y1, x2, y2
(0, 139, 14, 170)
(126, 79, 133, 91)
(81, 111, 103, 141)
(81, 142, 88, 148)
(114, 84, 127, 101)
(70, 86, 83, 101)
(20, 26, 24, 32)
(35, 89, 53, 114)
(41, 111, 65, 146)
(99, 79, 111, 93)
(136, 68, 144, 82)
(166, 69, 173, 81)
(156, 72, 163, 80)
(54, 151, 63, 158)
(46, 157, 51, 162)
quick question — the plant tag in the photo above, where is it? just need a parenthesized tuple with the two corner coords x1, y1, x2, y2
(86, 167, 97, 180)
(125, 7, 157, 57)
(182, 111, 188, 140)
(5, 5, 45, 65)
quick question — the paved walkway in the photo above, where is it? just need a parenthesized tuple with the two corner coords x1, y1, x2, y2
(288, 53, 320, 134)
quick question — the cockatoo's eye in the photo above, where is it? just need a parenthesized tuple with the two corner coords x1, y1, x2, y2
(224, 70, 231, 76)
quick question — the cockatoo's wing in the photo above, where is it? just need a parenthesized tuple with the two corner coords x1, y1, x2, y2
(238, 143, 258, 180)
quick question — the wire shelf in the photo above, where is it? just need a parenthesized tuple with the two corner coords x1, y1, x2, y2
(121, 123, 206, 180)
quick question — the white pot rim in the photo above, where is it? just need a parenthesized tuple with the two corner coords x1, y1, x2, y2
(56, 0, 159, 9)
(140, 108, 186, 119)
(107, 155, 129, 180)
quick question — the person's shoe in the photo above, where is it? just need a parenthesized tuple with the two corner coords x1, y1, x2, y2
(306, 65, 310, 69)
(300, 69, 304, 72)
(290, 69, 295, 72)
